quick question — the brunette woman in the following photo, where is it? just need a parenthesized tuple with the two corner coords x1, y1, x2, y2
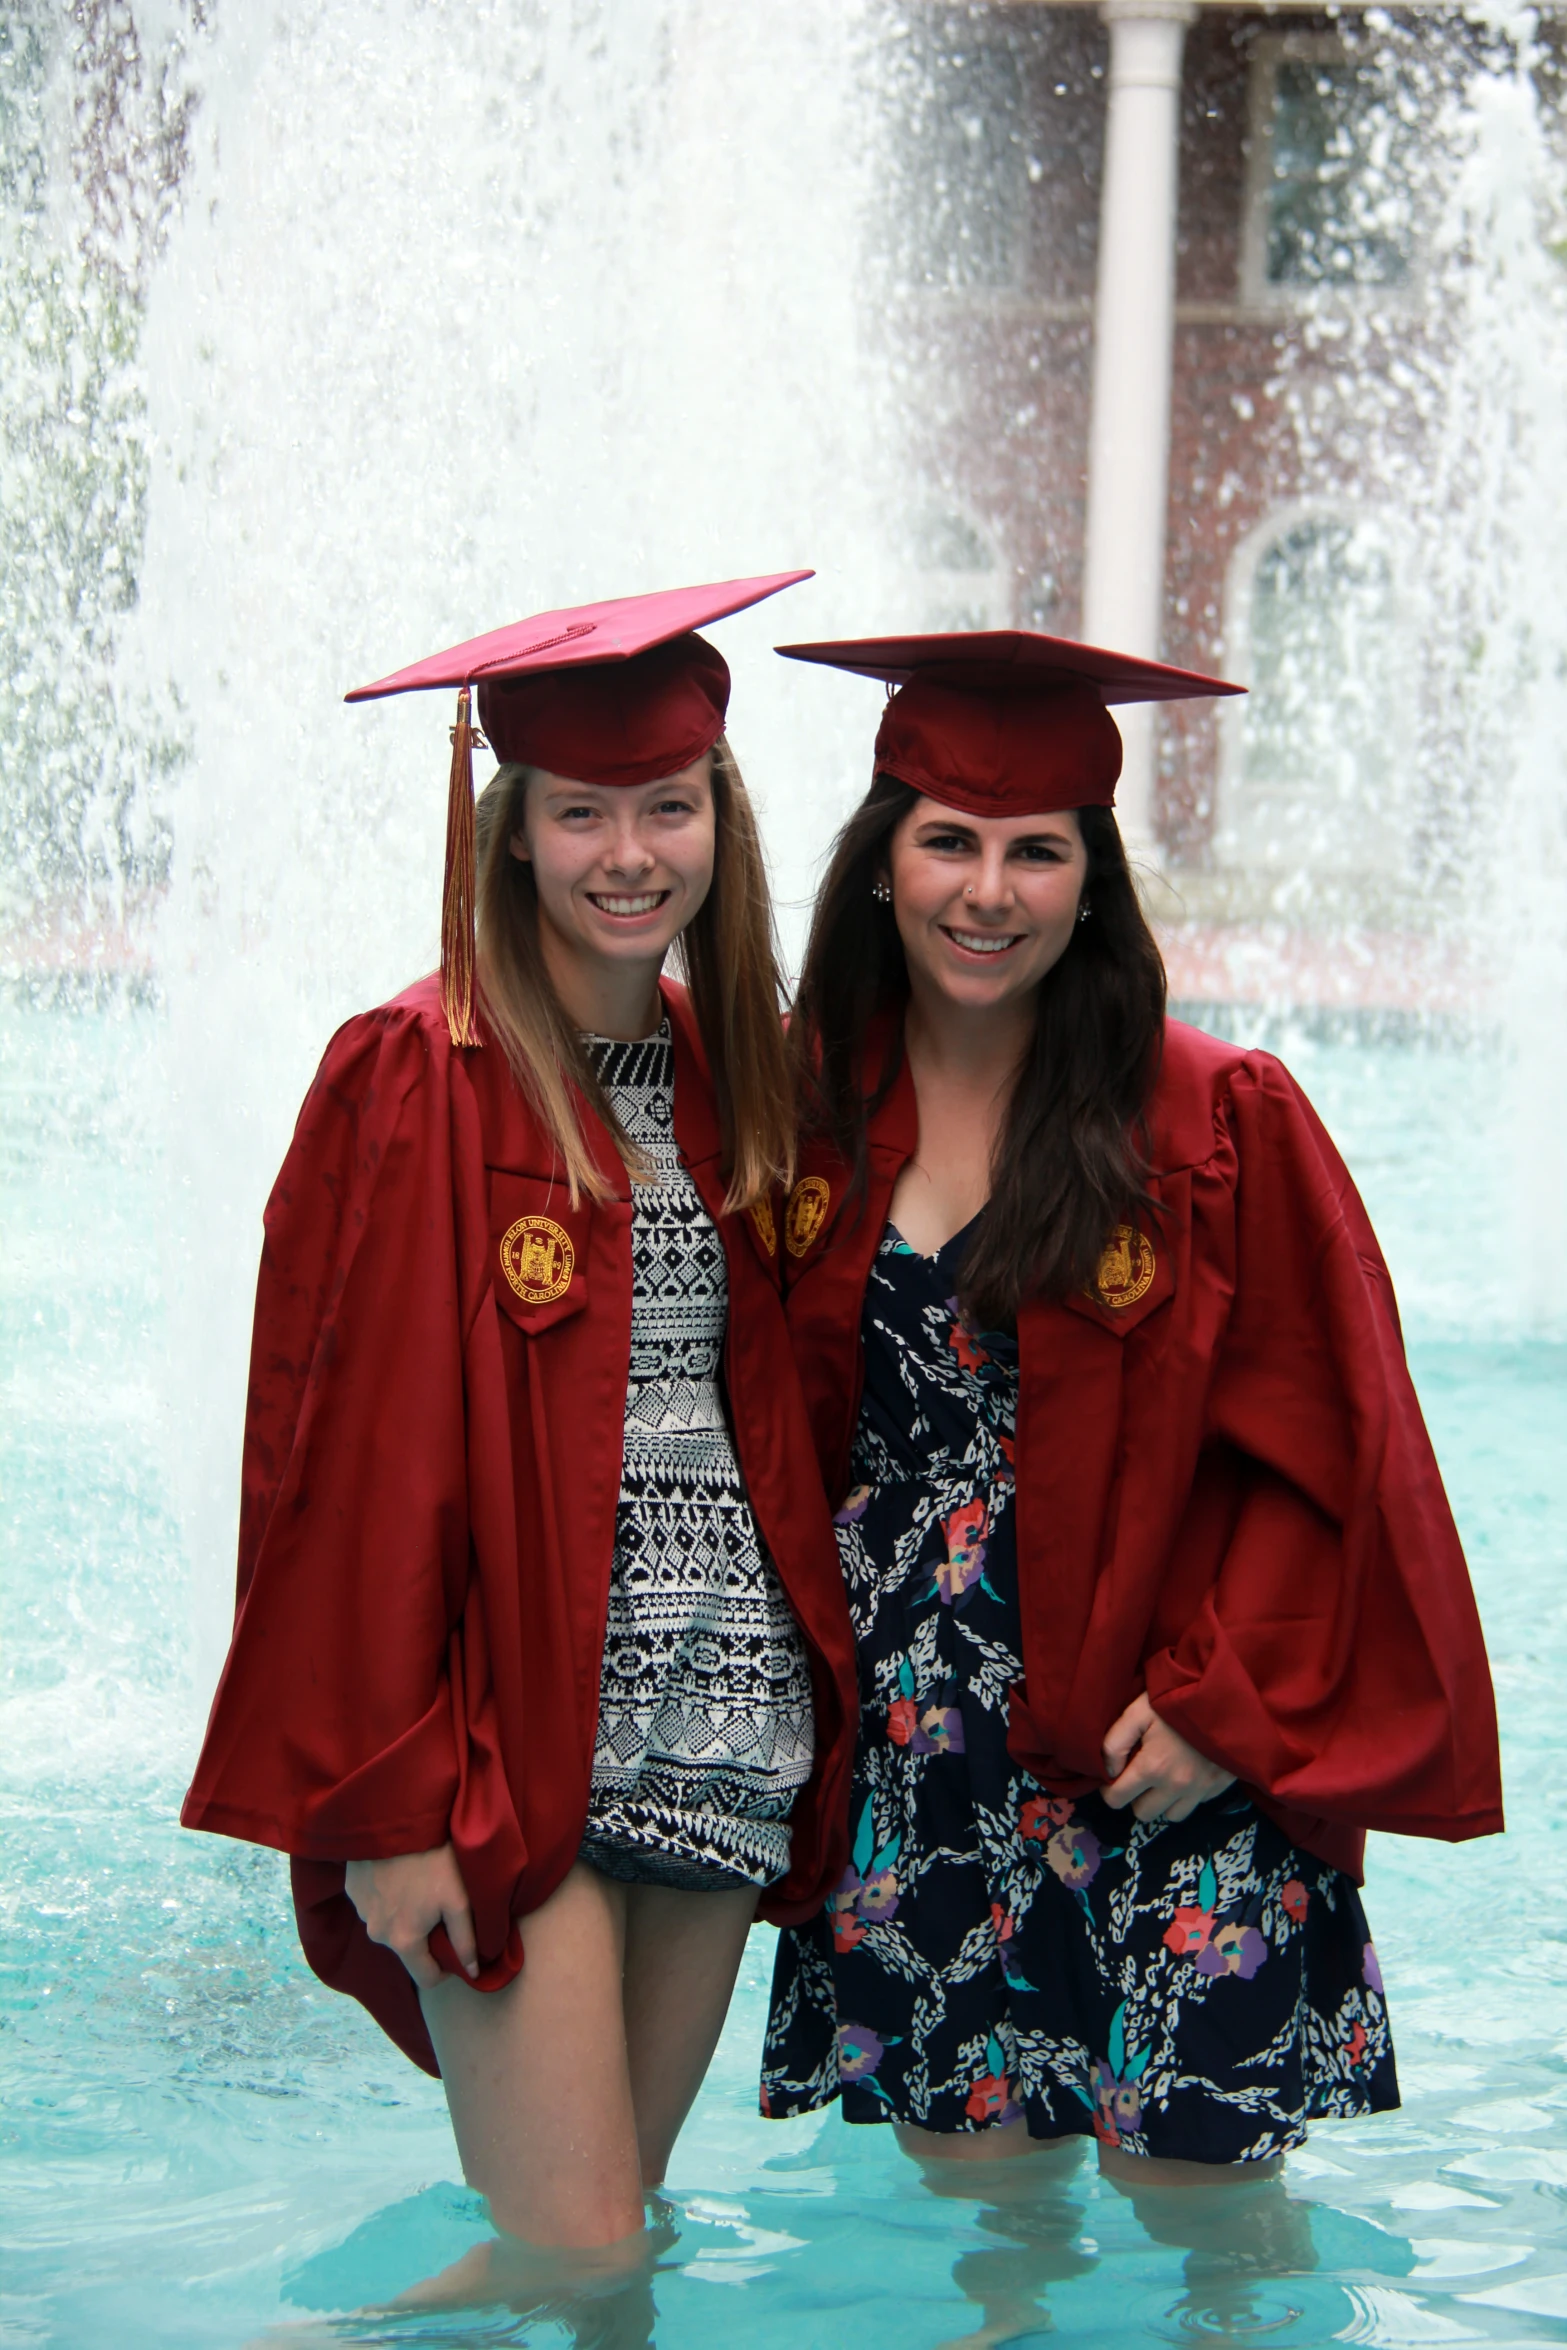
(182, 577, 856, 2251)
(762, 629, 1501, 2176)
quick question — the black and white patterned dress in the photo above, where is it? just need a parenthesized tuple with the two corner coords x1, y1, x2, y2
(578, 1025, 815, 1893)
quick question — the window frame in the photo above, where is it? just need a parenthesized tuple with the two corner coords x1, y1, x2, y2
(1239, 29, 1425, 313)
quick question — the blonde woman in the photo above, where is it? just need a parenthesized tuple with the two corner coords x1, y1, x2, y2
(184, 578, 856, 2254)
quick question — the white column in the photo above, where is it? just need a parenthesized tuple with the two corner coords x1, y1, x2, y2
(1081, 0, 1196, 855)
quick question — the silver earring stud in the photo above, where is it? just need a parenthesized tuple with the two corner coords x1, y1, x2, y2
(872, 877, 891, 904)
(1078, 901, 1092, 924)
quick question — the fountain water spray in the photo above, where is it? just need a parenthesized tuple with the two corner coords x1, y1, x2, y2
(116, 0, 903, 1688)
(9, 0, 1566, 1720)
(1421, 21, 1567, 1327)
(5, 13, 1567, 2338)
(1220, 7, 1567, 1332)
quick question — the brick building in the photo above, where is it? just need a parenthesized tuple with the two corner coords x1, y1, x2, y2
(878, 2, 1566, 1008)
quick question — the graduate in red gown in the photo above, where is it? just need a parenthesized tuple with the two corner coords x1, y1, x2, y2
(182, 575, 858, 2254)
(759, 629, 1502, 2182)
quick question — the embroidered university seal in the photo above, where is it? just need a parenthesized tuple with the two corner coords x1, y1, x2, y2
(749, 1197, 778, 1256)
(1094, 1223, 1155, 1310)
(499, 1214, 575, 1304)
(785, 1175, 832, 1258)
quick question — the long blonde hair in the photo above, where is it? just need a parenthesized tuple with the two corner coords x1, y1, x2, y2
(473, 740, 794, 1210)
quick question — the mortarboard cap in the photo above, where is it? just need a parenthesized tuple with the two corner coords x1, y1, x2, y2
(347, 570, 812, 1045)
(776, 628, 1242, 819)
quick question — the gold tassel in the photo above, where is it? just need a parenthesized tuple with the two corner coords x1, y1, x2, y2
(441, 686, 484, 1047)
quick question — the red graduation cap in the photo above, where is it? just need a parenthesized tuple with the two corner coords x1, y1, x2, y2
(776, 628, 1242, 819)
(347, 571, 812, 1045)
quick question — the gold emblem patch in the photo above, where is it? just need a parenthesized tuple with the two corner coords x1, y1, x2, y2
(1094, 1223, 1155, 1310)
(785, 1175, 832, 1259)
(499, 1214, 575, 1305)
(749, 1197, 778, 1257)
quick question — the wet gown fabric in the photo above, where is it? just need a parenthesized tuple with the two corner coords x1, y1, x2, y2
(763, 1218, 1399, 2160)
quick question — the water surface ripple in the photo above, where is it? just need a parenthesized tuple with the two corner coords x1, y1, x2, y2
(3, 1006, 1564, 2346)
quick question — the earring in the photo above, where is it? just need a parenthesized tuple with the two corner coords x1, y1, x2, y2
(871, 877, 891, 904)
(1077, 901, 1092, 924)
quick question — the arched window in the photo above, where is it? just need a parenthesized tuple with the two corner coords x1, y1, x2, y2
(1218, 511, 1404, 882)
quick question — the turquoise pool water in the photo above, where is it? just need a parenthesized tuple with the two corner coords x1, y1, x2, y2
(3, 1003, 1565, 2348)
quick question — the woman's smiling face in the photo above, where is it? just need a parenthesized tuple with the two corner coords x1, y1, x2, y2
(885, 794, 1088, 1016)
(510, 757, 716, 979)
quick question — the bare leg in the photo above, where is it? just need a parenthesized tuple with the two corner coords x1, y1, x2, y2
(1098, 2145, 1283, 2188)
(419, 1862, 642, 2248)
(620, 1881, 760, 2185)
(896, 2133, 1090, 2349)
(1098, 2147, 1316, 2334)
(896, 2116, 1075, 2164)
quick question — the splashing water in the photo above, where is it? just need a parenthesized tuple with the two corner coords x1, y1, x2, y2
(120, 0, 905, 1687)
(4, 6, 1567, 2344)
(1420, 25, 1567, 1326)
(1259, 6, 1567, 1329)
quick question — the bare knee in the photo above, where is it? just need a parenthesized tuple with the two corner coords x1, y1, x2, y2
(895, 2117, 1074, 2165)
(1098, 2144, 1285, 2190)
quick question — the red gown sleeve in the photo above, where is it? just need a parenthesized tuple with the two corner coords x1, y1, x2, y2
(181, 1006, 472, 1861)
(1143, 1055, 1504, 1846)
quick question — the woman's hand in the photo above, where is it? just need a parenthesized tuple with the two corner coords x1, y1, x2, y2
(1100, 1692, 1235, 1823)
(344, 1843, 480, 1988)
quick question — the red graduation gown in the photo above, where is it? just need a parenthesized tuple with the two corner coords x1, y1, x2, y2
(182, 975, 857, 2075)
(780, 1016, 1503, 1883)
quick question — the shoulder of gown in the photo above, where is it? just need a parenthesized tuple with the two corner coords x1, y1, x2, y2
(182, 975, 485, 1858)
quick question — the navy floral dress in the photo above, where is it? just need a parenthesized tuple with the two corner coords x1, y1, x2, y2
(762, 1219, 1399, 2163)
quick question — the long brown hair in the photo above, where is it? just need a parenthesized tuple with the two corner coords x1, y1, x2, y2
(791, 774, 1166, 1326)
(474, 739, 794, 1211)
